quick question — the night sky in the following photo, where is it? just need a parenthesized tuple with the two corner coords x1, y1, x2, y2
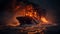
(0, 0, 60, 34)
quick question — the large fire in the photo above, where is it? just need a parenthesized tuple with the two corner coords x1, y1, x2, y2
(8, 5, 49, 27)
(6, 3, 57, 34)
(0, 0, 57, 34)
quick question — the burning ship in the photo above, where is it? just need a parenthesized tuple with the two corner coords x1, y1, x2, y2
(0, 0, 57, 34)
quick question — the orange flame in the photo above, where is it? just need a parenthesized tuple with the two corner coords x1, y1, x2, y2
(41, 16, 48, 24)
(7, 19, 20, 27)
